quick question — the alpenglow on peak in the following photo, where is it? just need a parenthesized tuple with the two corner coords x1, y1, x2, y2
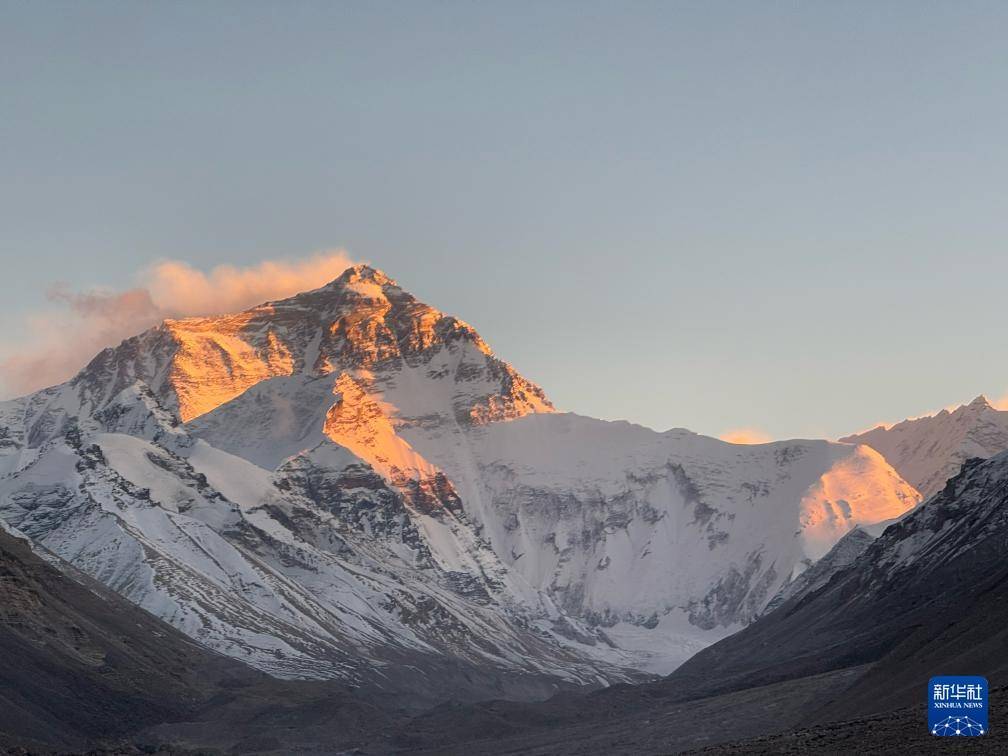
(71, 263, 555, 424)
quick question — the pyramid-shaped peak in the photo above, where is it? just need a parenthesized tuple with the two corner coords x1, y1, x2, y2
(331, 263, 399, 289)
(965, 394, 992, 410)
(72, 257, 554, 425)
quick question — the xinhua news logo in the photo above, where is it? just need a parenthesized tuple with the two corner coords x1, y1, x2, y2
(928, 676, 988, 737)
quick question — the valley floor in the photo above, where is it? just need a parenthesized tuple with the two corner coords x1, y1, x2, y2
(685, 688, 1006, 755)
(396, 667, 861, 754)
(394, 677, 1005, 756)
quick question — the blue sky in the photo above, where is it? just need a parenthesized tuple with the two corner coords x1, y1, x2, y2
(2, 2, 1007, 439)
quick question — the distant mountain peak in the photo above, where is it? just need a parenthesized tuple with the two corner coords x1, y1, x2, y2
(842, 393, 1008, 497)
(326, 262, 399, 290)
(293, 262, 404, 310)
(0, 263, 923, 698)
(70, 263, 554, 425)
(966, 394, 992, 409)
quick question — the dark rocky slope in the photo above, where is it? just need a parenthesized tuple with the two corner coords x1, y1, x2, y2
(0, 526, 398, 753)
(3, 450, 1003, 754)
(666, 453, 1008, 715)
(684, 687, 1007, 755)
(391, 453, 1008, 753)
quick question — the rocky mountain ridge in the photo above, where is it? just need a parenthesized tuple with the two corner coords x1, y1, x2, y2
(395, 449, 1008, 753)
(0, 264, 921, 691)
(841, 394, 1008, 498)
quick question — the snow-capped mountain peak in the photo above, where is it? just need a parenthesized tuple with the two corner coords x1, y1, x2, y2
(0, 265, 920, 691)
(841, 395, 1008, 498)
(68, 262, 553, 428)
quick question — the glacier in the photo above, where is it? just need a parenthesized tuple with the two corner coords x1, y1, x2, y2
(0, 264, 921, 693)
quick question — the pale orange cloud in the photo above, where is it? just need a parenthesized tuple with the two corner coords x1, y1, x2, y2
(144, 254, 355, 317)
(719, 427, 773, 445)
(0, 250, 355, 398)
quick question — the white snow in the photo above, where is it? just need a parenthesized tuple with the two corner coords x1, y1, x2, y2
(0, 265, 927, 687)
(841, 395, 1008, 497)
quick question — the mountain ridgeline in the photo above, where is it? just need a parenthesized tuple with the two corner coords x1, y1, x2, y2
(841, 394, 1008, 498)
(3, 264, 1003, 752)
(0, 265, 921, 690)
(385, 450, 1008, 754)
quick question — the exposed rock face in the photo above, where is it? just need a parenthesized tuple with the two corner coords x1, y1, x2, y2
(407, 452, 1008, 755)
(763, 525, 875, 613)
(73, 264, 553, 426)
(0, 264, 919, 691)
(400, 415, 918, 669)
(0, 523, 273, 750)
(665, 451, 1008, 711)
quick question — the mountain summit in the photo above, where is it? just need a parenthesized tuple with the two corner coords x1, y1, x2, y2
(74, 262, 553, 426)
(841, 395, 1008, 497)
(0, 265, 918, 692)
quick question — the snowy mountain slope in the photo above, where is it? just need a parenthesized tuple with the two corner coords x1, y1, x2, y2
(660, 449, 1008, 722)
(73, 265, 552, 427)
(0, 519, 426, 755)
(0, 520, 263, 751)
(763, 526, 875, 613)
(397, 451, 1008, 756)
(0, 264, 921, 688)
(398, 413, 919, 670)
(181, 269, 920, 672)
(186, 374, 333, 468)
(0, 396, 631, 695)
(841, 394, 1008, 498)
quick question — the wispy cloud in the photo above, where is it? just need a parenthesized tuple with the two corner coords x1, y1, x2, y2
(719, 427, 773, 445)
(0, 250, 355, 399)
(142, 255, 356, 316)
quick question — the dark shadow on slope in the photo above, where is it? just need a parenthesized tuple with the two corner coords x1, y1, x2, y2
(683, 687, 1007, 755)
(391, 455, 1008, 754)
(0, 527, 400, 753)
